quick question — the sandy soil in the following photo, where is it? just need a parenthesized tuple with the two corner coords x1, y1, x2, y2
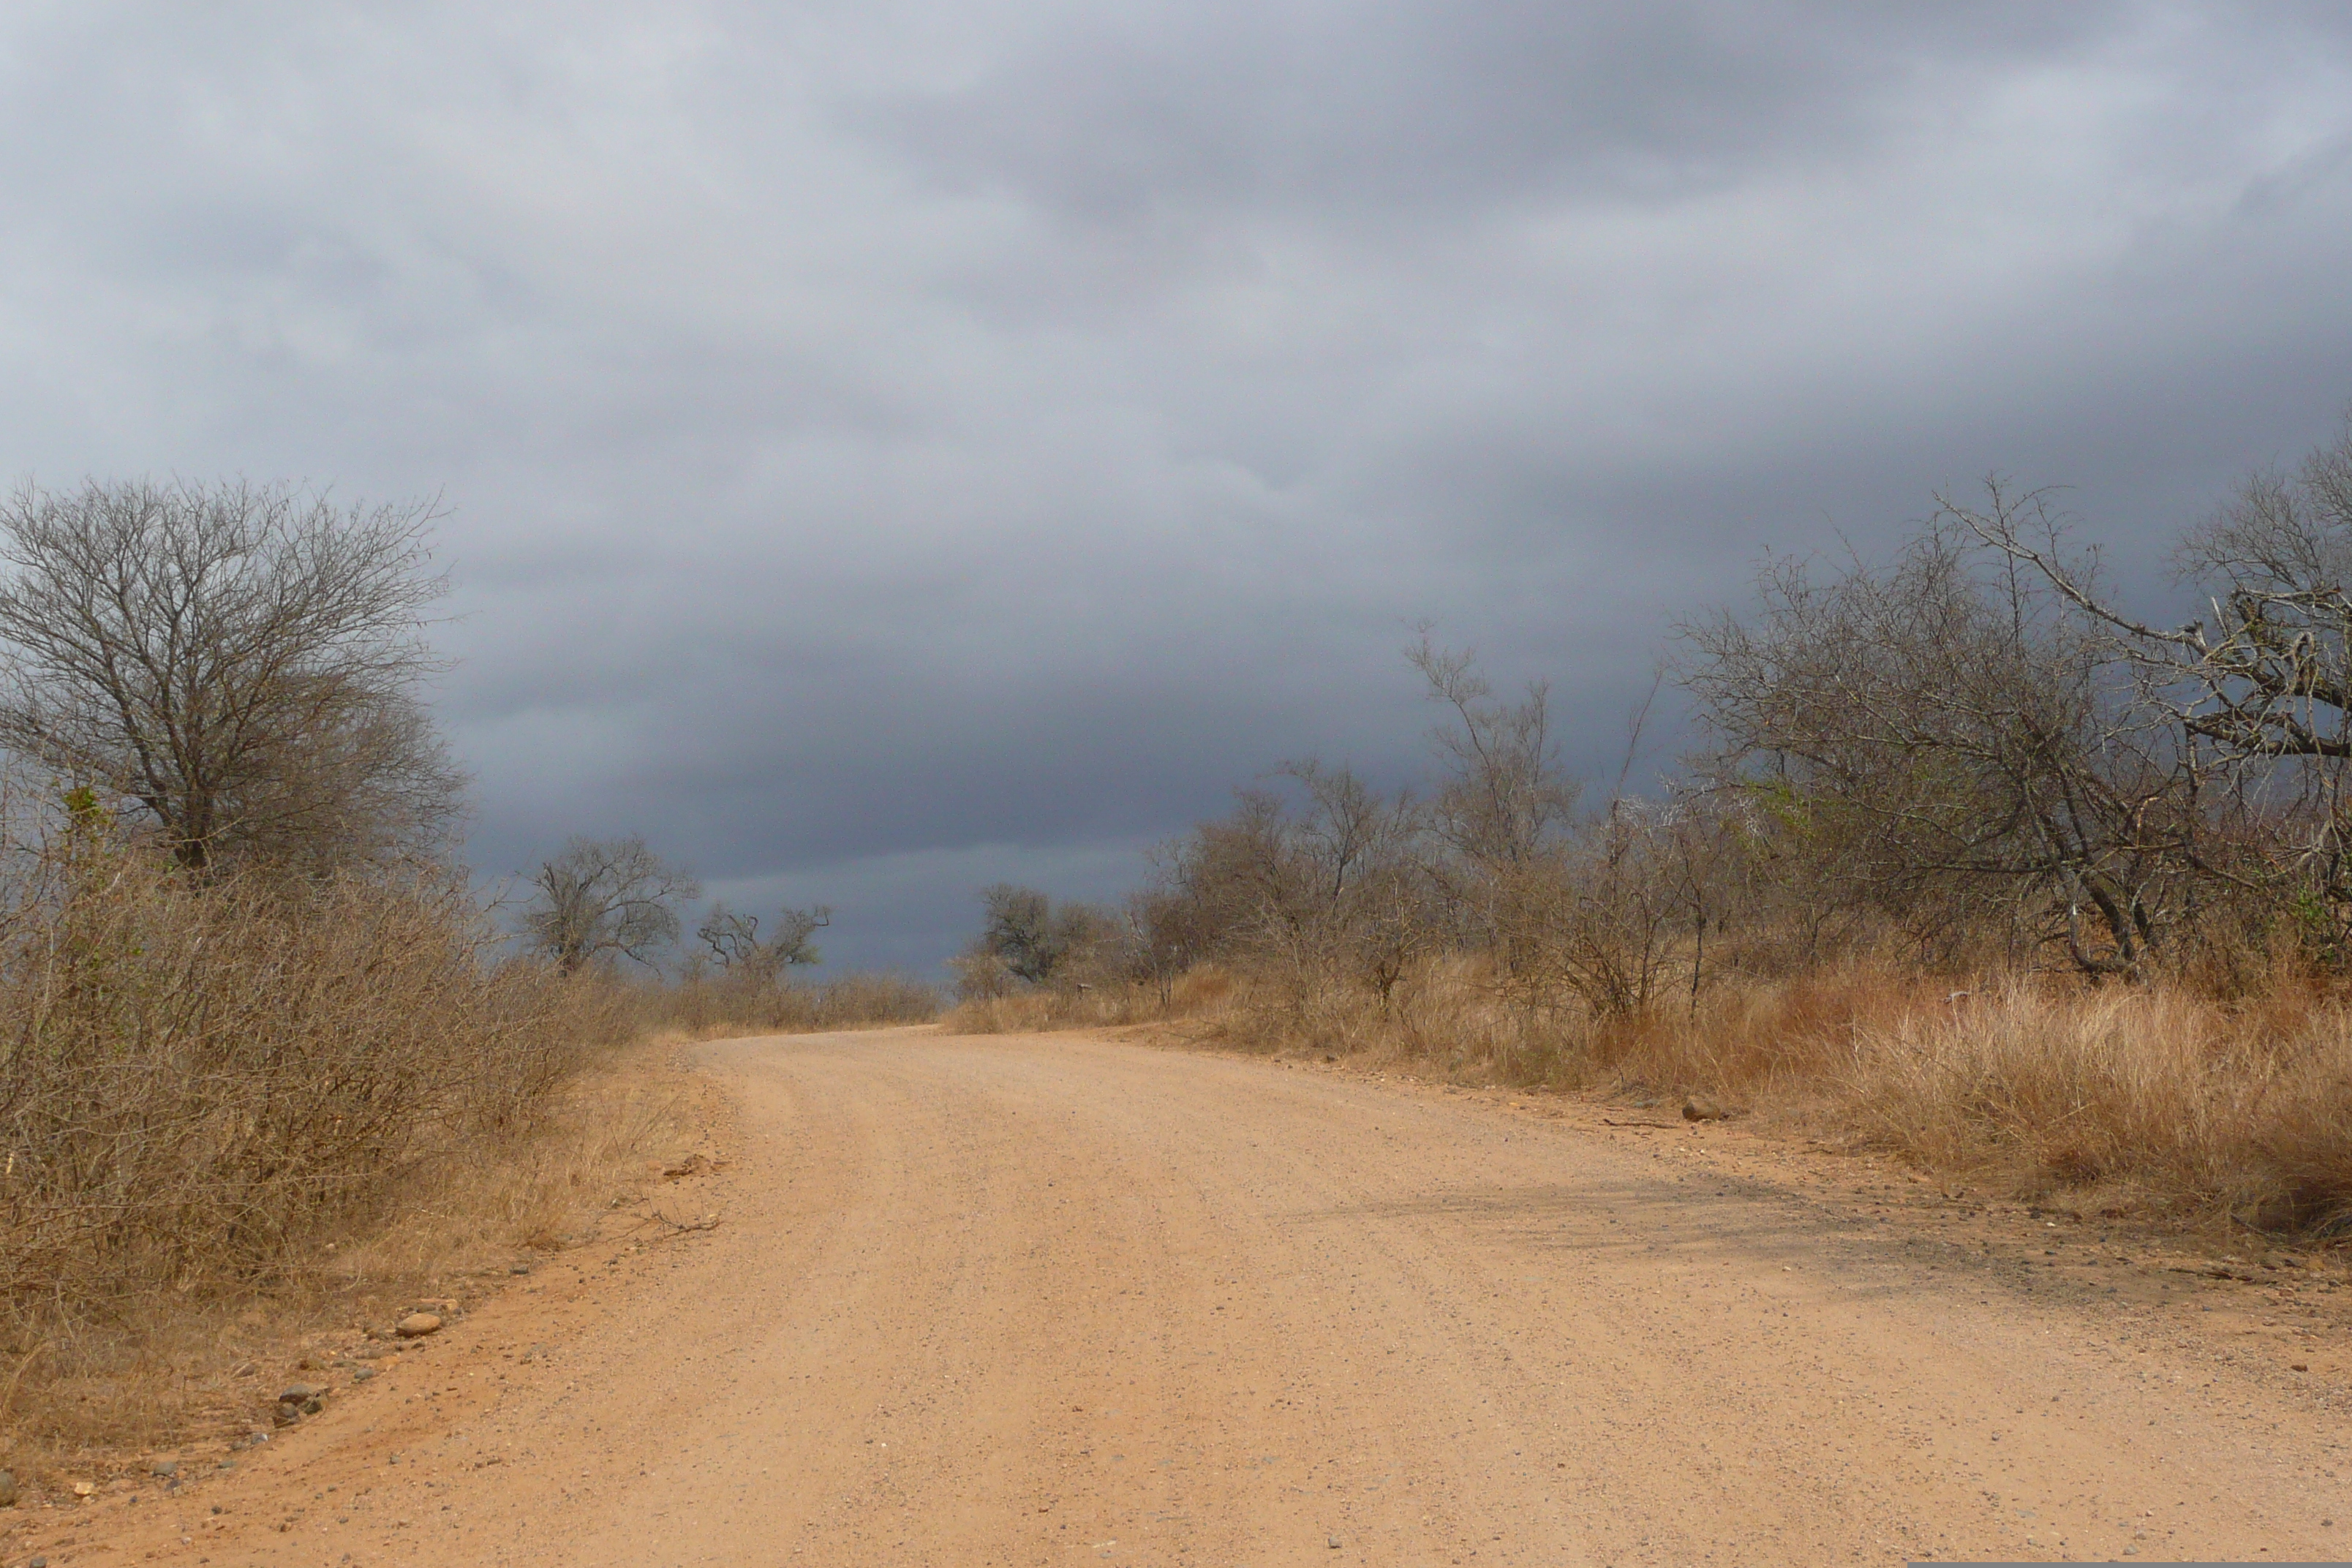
(15, 1026, 2352, 1567)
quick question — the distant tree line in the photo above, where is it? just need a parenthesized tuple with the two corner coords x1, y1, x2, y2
(515, 831, 837, 982)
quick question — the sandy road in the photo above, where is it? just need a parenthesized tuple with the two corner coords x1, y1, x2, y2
(31, 1027, 2352, 1566)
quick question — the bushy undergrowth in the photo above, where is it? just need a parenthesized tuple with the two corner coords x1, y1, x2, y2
(0, 829, 636, 1455)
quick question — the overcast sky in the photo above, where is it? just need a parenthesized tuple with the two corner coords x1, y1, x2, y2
(3, 3, 2350, 971)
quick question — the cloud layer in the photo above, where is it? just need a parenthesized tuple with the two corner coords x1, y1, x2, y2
(3, 2, 2350, 969)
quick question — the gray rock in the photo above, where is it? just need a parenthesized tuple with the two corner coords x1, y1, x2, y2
(352, 1366, 377, 1382)
(279, 1382, 317, 1403)
(150, 1460, 178, 1478)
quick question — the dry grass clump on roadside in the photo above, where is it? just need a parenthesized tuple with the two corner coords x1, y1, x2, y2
(5, 1038, 696, 1475)
(0, 826, 658, 1478)
(1150, 955, 2352, 1237)
(1836, 981, 2352, 1230)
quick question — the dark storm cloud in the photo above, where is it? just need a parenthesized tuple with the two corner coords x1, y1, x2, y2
(859, 3, 2123, 219)
(1, 3, 2351, 970)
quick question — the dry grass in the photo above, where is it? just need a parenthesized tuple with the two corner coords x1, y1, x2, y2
(2, 1034, 696, 1476)
(1832, 983, 2352, 1230)
(942, 968, 1235, 1035)
(1, 1035, 701, 1480)
(0, 851, 622, 1312)
(651, 970, 942, 1038)
(1058, 955, 2352, 1241)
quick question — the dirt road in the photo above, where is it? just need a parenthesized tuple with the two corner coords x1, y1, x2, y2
(27, 1028, 2352, 1565)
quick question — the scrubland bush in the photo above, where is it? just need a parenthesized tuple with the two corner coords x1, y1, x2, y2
(0, 478, 774, 1474)
(0, 802, 647, 1469)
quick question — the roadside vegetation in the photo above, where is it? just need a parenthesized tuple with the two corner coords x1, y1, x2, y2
(952, 418, 2352, 1242)
(0, 479, 923, 1485)
(0, 479, 668, 1479)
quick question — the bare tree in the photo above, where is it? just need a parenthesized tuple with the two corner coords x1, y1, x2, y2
(1272, 761, 1432, 1009)
(0, 478, 464, 872)
(1680, 516, 2198, 977)
(524, 834, 701, 973)
(696, 901, 830, 981)
(1409, 636, 1579, 875)
(1953, 437, 2352, 766)
(1954, 426, 2352, 915)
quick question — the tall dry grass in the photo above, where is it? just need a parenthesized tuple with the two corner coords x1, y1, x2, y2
(1022, 954, 2352, 1239)
(1836, 982, 2352, 1230)
(6, 1039, 698, 1469)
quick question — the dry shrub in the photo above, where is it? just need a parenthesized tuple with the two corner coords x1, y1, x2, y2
(1578, 965, 1911, 1096)
(6, 1033, 692, 1469)
(0, 829, 641, 1465)
(1136, 957, 1587, 1077)
(649, 969, 941, 1037)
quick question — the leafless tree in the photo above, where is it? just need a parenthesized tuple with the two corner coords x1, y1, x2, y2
(1126, 758, 1438, 1014)
(524, 834, 701, 973)
(1953, 424, 2352, 913)
(0, 478, 464, 872)
(696, 901, 830, 981)
(1680, 515, 2200, 977)
(1409, 636, 1579, 875)
(1273, 761, 1432, 1008)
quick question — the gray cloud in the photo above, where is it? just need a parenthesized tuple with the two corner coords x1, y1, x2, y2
(1, 3, 2351, 970)
(857, 3, 2130, 221)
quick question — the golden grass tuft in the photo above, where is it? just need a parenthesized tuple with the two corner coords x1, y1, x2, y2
(942, 966, 1236, 1035)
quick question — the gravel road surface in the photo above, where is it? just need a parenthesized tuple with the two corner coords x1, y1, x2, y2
(29, 1027, 2352, 1565)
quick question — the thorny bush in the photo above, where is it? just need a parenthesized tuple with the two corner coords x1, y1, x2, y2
(0, 817, 627, 1327)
